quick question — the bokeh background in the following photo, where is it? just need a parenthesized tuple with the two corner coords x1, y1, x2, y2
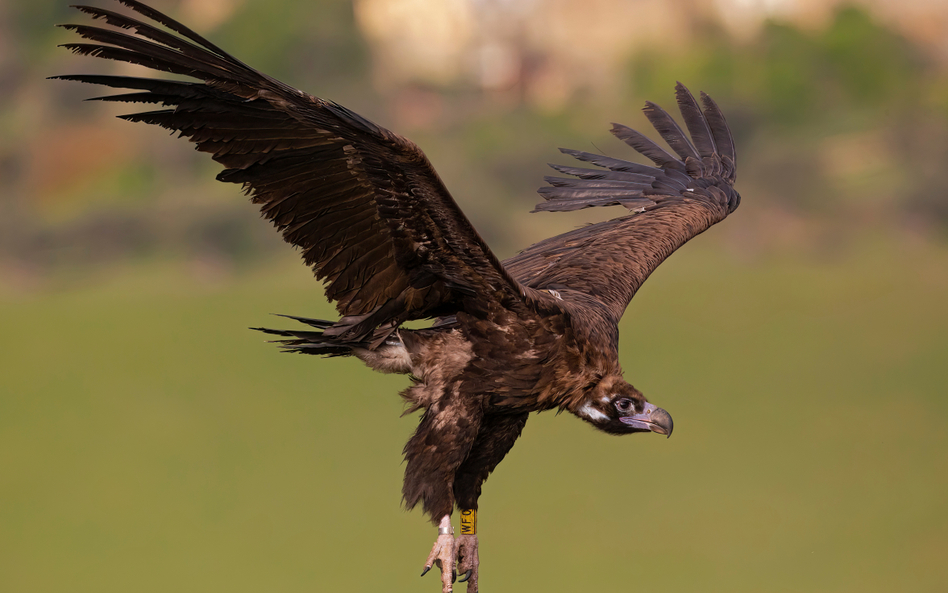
(2, 0, 947, 591)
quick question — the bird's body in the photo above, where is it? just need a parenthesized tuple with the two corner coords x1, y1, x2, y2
(56, 2, 740, 591)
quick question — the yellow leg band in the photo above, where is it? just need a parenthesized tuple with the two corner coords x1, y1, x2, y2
(459, 509, 477, 535)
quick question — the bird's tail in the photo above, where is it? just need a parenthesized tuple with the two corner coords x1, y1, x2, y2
(251, 314, 356, 356)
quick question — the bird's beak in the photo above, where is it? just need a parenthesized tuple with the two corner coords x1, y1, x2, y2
(619, 402, 674, 437)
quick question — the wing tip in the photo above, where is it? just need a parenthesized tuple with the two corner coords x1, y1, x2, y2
(537, 83, 738, 214)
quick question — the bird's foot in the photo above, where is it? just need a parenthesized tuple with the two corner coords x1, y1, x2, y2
(421, 514, 480, 592)
(455, 533, 479, 592)
(421, 533, 457, 593)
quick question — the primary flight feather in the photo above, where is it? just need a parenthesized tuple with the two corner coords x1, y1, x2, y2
(55, 2, 740, 591)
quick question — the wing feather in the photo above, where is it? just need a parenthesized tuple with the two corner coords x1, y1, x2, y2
(548, 163, 659, 181)
(610, 124, 681, 169)
(508, 84, 740, 327)
(701, 91, 737, 182)
(643, 101, 701, 162)
(56, 1, 531, 344)
(674, 81, 716, 159)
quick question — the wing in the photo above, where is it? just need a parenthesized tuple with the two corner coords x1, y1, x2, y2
(54, 0, 530, 345)
(503, 83, 740, 327)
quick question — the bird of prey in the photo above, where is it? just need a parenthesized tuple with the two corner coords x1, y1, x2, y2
(55, 2, 740, 591)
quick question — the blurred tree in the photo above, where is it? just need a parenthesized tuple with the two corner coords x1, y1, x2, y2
(5, 1, 948, 283)
(629, 4, 944, 228)
(631, 4, 927, 128)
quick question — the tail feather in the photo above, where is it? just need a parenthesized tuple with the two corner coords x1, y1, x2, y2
(251, 315, 355, 356)
(271, 314, 335, 330)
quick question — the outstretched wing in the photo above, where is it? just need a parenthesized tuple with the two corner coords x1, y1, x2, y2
(503, 83, 740, 327)
(54, 0, 530, 344)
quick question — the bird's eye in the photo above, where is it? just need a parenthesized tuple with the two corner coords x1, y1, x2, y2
(614, 398, 633, 413)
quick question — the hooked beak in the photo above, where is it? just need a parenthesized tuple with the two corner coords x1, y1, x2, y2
(619, 402, 674, 437)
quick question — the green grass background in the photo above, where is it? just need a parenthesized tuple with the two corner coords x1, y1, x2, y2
(2, 233, 946, 593)
(5, 1, 948, 590)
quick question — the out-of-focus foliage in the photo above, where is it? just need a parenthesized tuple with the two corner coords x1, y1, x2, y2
(631, 6, 947, 227)
(3, 2, 948, 284)
(0, 0, 373, 280)
(3, 3, 947, 592)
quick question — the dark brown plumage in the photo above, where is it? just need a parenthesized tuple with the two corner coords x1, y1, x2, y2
(55, 3, 740, 592)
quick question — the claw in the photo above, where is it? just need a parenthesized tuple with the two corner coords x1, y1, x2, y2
(452, 569, 457, 583)
(424, 532, 457, 593)
(421, 566, 431, 577)
(454, 533, 479, 592)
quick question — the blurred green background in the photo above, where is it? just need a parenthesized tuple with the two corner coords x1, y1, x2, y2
(2, 0, 947, 591)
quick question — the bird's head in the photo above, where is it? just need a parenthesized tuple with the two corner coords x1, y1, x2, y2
(573, 378, 673, 437)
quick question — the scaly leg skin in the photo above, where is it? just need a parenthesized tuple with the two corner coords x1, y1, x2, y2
(422, 515, 457, 593)
(455, 534, 478, 592)
(455, 508, 479, 592)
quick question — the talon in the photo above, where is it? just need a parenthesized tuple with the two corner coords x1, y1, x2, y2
(452, 569, 457, 583)
(421, 566, 431, 577)
(454, 533, 479, 592)
(424, 522, 457, 593)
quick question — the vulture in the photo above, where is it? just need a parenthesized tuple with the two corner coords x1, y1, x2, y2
(55, 2, 740, 592)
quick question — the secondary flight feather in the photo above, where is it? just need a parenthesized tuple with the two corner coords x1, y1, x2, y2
(55, 2, 741, 591)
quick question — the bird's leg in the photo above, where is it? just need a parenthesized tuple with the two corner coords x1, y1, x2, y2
(455, 509, 479, 592)
(422, 514, 456, 593)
